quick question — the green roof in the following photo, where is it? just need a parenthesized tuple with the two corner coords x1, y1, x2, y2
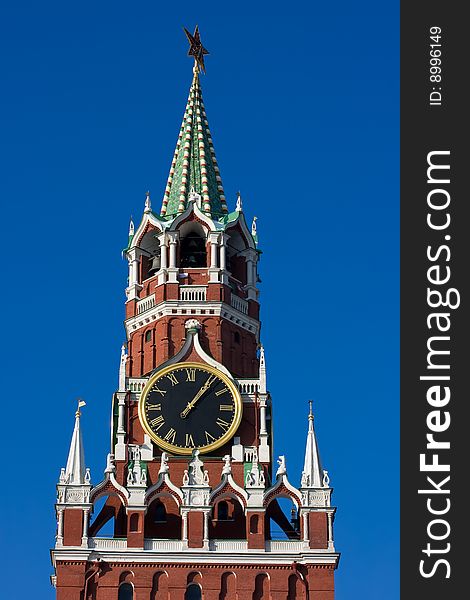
(160, 66, 228, 219)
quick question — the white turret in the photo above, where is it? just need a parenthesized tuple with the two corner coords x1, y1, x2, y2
(300, 401, 324, 488)
(64, 401, 88, 485)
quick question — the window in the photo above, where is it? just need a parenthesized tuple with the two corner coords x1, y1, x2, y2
(129, 513, 139, 532)
(217, 500, 229, 521)
(180, 233, 206, 268)
(154, 501, 167, 523)
(185, 583, 202, 600)
(233, 331, 241, 345)
(118, 583, 134, 600)
(145, 330, 152, 343)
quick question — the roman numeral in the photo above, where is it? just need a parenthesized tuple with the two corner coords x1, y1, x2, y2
(150, 415, 165, 431)
(216, 418, 230, 432)
(185, 433, 195, 447)
(215, 387, 228, 396)
(185, 368, 196, 382)
(163, 428, 177, 444)
(205, 431, 216, 444)
(219, 404, 233, 412)
(152, 384, 167, 396)
(166, 373, 179, 386)
(146, 403, 161, 411)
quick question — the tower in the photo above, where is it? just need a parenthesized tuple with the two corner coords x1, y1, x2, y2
(51, 28, 339, 600)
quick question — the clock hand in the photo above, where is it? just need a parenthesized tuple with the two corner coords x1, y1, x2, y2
(180, 374, 217, 418)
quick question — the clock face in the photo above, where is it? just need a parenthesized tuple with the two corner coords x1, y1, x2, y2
(138, 362, 242, 455)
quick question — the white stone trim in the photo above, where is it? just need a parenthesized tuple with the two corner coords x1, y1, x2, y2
(51, 545, 340, 567)
(124, 300, 260, 339)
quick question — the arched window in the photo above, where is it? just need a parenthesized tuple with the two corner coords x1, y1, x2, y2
(129, 513, 140, 532)
(250, 514, 259, 534)
(180, 232, 206, 268)
(118, 582, 134, 600)
(154, 501, 167, 523)
(185, 583, 202, 600)
(217, 501, 229, 521)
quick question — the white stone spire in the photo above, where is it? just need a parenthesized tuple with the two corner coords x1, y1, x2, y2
(144, 190, 152, 213)
(300, 401, 324, 488)
(236, 191, 243, 212)
(64, 401, 87, 485)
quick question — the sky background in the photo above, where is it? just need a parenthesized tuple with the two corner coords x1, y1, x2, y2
(0, 1, 399, 598)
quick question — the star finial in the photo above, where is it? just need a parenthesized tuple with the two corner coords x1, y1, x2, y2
(184, 25, 209, 73)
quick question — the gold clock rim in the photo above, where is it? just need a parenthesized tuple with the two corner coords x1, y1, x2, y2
(138, 361, 242, 455)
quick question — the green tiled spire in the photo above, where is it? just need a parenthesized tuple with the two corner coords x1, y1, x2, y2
(160, 65, 228, 219)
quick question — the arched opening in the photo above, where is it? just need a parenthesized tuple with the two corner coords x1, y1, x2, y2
(118, 582, 134, 600)
(217, 500, 229, 521)
(145, 495, 181, 539)
(154, 500, 167, 523)
(151, 571, 169, 600)
(185, 583, 202, 600)
(180, 231, 207, 268)
(264, 497, 300, 541)
(287, 573, 305, 599)
(210, 497, 246, 540)
(140, 230, 161, 280)
(89, 493, 127, 538)
(225, 228, 248, 285)
(253, 573, 270, 600)
(250, 514, 259, 534)
(219, 572, 237, 600)
(129, 513, 140, 533)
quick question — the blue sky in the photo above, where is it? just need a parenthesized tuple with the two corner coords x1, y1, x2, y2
(0, 1, 399, 598)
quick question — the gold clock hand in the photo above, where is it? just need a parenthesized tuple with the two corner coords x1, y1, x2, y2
(180, 374, 217, 418)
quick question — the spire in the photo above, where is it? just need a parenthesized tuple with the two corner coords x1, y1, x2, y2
(144, 190, 152, 213)
(236, 191, 243, 212)
(160, 31, 228, 219)
(300, 401, 324, 488)
(64, 400, 87, 484)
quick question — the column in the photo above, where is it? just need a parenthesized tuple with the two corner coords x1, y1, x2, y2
(208, 233, 220, 283)
(117, 395, 125, 435)
(56, 508, 64, 546)
(327, 511, 334, 549)
(158, 234, 168, 285)
(167, 233, 179, 283)
(182, 511, 188, 542)
(220, 237, 226, 271)
(203, 510, 210, 542)
(169, 239, 177, 268)
(246, 257, 254, 286)
(259, 400, 267, 435)
(81, 508, 90, 547)
(210, 239, 218, 268)
(126, 249, 143, 300)
(159, 235, 168, 269)
(131, 256, 139, 284)
(302, 511, 309, 543)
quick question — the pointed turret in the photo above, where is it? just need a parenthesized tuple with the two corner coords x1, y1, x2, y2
(160, 62, 228, 219)
(64, 401, 87, 484)
(300, 401, 324, 488)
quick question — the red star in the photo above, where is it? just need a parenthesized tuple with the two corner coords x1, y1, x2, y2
(184, 25, 209, 73)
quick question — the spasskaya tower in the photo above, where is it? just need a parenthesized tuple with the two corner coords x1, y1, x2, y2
(51, 27, 340, 600)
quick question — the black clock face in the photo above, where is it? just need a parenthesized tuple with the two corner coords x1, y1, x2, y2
(138, 362, 242, 455)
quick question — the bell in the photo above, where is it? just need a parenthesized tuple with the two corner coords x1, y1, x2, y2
(149, 255, 161, 272)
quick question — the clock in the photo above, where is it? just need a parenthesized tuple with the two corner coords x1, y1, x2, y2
(138, 362, 242, 455)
